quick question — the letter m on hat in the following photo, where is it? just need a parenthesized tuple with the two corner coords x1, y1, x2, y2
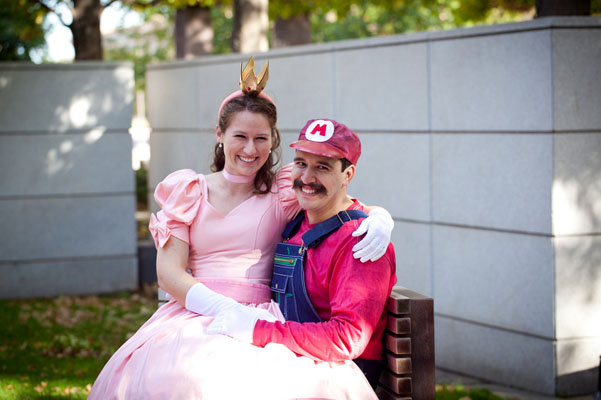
(311, 123, 328, 136)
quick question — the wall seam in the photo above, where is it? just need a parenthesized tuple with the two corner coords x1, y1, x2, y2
(427, 36, 435, 299)
(549, 25, 558, 392)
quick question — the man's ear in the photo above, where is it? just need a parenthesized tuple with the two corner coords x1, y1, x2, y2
(342, 164, 355, 187)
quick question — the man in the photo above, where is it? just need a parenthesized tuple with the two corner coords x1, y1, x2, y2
(209, 118, 397, 388)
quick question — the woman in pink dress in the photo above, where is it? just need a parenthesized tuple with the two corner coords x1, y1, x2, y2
(89, 60, 392, 400)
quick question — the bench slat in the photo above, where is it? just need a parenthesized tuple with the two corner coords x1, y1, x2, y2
(387, 289, 411, 314)
(375, 385, 412, 400)
(384, 352, 412, 375)
(380, 370, 412, 395)
(387, 315, 411, 335)
(385, 333, 411, 355)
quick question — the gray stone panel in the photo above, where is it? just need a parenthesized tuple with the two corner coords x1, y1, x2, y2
(433, 225, 554, 338)
(435, 315, 555, 395)
(146, 66, 200, 129)
(556, 337, 601, 396)
(0, 132, 133, 197)
(552, 133, 601, 235)
(0, 256, 137, 298)
(432, 133, 553, 234)
(391, 222, 431, 297)
(279, 131, 299, 165)
(268, 53, 335, 131)
(352, 133, 430, 221)
(0, 64, 133, 132)
(0, 195, 136, 261)
(552, 29, 601, 131)
(430, 30, 553, 132)
(555, 235, 601, 339)
(334, 44, 429, 131)
(148, 130, 214, 190)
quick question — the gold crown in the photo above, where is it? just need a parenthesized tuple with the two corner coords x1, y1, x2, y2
(239, 56, 269, 95)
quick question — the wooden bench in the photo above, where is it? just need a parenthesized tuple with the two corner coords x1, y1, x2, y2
(376, 286, 435, 400)
(158, 285, 435, 399)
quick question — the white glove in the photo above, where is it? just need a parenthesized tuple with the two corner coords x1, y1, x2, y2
(351, 207, 394, 262)
(206, 306, 278, 343)
(185, 282, 241, 316)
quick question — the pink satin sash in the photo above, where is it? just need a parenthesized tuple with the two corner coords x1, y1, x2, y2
(198, 279, 272, 305)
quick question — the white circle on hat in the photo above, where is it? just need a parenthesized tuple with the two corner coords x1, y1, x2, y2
(305, 120, 335, 142)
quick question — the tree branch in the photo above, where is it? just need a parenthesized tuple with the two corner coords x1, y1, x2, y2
(102, 0, 120, 9)
(36, 0, 72, 27)
(118, 0, 165, 8)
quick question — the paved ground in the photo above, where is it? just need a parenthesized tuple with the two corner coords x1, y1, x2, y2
(436, 368, 595, 400)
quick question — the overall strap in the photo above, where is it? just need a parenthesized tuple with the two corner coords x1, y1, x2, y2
(302, 210, 367, 249)
(282, 211, 306, 240)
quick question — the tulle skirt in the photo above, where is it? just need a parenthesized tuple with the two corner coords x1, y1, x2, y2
(89, 290, 376, 400)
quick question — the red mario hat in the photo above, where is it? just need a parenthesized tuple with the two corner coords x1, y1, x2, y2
(290, 119, 361, 165)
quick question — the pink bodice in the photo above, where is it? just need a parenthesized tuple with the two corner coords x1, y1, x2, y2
(149, 165, 300, 287)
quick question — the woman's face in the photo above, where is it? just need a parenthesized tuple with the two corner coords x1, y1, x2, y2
(218, 110, 273, 177)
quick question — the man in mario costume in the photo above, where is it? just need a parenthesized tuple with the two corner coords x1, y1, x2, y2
(209, 118, 397, 388)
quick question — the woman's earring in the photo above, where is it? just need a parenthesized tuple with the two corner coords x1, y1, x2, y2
(219, 143, 223, 148)
(269, 149, 272, 154)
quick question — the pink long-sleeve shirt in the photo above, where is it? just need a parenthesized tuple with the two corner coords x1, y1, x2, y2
(253, 200, 396, 362)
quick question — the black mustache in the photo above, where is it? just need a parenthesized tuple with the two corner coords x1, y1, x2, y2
(293, 179, 327, 194)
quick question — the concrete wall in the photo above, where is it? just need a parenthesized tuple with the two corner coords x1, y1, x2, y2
(146, 17, 601, 395)
(0, 62, 137, 298)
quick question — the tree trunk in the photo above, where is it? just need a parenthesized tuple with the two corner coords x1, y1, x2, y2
(175, 5, 213, 59)
(271, 14, 311, 49)
(231, 0, 268, 53)
(70, 0, 103, 60)
(535, 0, 591, 17)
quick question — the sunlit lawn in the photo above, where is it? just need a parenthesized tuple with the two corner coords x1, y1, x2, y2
(0, 285, 514, 399)
(0, 285, 157, 399)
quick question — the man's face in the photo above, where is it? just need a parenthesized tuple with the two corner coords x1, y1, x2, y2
(291, 150, 354, 222)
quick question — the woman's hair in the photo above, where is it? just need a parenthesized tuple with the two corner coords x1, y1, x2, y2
(211, 94, 281, 194)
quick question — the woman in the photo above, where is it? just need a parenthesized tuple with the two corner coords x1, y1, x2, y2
(89, 59, 391, 399)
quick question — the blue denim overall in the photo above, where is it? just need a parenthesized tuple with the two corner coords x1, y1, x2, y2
(270, 209, 367, 323)
(270, 209, 383, 388)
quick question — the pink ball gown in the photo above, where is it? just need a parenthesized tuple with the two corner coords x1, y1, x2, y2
(88, 165, 377, 400)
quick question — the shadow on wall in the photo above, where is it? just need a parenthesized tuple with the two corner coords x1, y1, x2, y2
(0, 63, 138, 298)
(0, 64, 134, 197)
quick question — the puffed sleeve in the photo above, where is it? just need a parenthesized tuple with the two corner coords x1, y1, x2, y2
(276, 163, 301, 222)
(148, 169, 202, 248)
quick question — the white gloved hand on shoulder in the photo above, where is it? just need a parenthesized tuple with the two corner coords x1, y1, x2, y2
(351, 207, 394, 262)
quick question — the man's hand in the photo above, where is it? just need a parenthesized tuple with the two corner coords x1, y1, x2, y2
(352, 207, 394, 262)
(206, 305, 278, 343)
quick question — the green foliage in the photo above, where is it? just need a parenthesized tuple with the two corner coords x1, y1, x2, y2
(0, 287, 157, 399)
(136, 165, 148, 209)
(309, 0, 535, 43)
(436, 384, 517, 399)
(104, 8, 175, 92)
(126, 0, 229, 11)
(0, 0, 48, 61)
(212, 3, 234, 55)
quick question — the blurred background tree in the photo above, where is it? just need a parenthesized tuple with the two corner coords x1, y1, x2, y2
(7, 0, 600, 64)
(0, 0, 48, 61)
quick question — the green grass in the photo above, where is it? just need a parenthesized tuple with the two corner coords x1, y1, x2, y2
(0, 285, 157, 399)
(436, 384, 518, 399)
(0, 285, 516, 399)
